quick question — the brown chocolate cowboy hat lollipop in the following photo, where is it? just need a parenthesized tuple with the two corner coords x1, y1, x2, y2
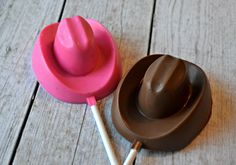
(112, 55, 212, 165)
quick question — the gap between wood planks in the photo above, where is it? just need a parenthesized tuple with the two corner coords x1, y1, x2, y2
(147, 0, 157, 56)
(8, 0, 67, 164)
(9, 0, 157, 164)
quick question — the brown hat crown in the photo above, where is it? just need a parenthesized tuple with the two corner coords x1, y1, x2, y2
(138, 55, 191, 119)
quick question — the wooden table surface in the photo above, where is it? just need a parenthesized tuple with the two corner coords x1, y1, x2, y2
(1, 0, 236, 164)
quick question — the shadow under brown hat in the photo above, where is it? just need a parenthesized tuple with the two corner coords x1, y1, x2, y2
(112, 55, 212, 151)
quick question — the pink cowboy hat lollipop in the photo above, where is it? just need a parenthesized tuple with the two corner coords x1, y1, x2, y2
(32, 16, 121, 164)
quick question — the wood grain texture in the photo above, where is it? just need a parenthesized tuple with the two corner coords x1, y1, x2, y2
(14, 88, 87, 164)
(136, 0, 236, 164)
(13, 0, 155, 164)
(0, 0, 65, 164)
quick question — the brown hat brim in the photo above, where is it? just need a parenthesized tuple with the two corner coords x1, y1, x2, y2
(112, 54, 212, 151)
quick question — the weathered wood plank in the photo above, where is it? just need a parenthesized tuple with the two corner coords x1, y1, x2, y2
(14, 88, 87, 164)
(136, 0, 236, 164)
(13, 0, 155, 164)
(0, 0, 65, 164)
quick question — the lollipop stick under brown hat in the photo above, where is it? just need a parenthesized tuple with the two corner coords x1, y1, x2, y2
(111, 55, 212, 165)
(123, 141, 142, 165)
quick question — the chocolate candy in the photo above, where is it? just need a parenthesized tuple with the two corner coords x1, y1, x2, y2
(112, 55, 212, 151)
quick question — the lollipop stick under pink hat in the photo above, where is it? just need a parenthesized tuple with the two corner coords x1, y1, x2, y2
(87, 97, 119, 165)
(32, 16, 122, 165)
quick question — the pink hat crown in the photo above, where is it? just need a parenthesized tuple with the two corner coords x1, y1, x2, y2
(54, 16, 99, 76)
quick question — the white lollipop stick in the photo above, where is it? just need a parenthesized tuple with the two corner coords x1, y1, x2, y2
(123, 141, 142, 165)
(123, 149, 138, 165)
(87, 97, 120, 165)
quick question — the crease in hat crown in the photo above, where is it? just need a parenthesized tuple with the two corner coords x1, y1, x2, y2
(54, 16, 99, 76)
(138, 55, 191, 119)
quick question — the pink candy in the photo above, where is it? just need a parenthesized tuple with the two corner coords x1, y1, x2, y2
(32, 16, 121, 103)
